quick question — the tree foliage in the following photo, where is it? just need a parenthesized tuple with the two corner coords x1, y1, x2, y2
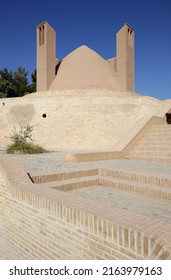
(27, 69, 36, 93)
(13, 67, 28, 96)
(0, 67, 36, 98)
(0, 68, 16, 97)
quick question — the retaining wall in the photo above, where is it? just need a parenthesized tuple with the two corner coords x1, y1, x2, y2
(0, 90, 161, 150)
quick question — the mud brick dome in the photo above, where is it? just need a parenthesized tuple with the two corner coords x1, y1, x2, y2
(49, 45, 122, 91)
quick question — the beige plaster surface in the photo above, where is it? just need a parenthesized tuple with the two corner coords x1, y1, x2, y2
(0, 90, 162, 150)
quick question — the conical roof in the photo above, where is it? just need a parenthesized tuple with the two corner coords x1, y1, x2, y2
(49, 45, 121, 91)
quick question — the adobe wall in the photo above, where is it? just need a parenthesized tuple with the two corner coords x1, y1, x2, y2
(0, 158, 170, 260)
(0, 90, 161, 151)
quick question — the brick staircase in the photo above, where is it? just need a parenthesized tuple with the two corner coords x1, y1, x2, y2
(126, 123, 171, 162)
(31, 167, 171, 201)
(99, 169, 171, 201)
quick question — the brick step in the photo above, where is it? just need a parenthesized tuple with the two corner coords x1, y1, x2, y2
(129, 151, 171, 156)
(135, 141, 171, 146)
(132, 146, 171, 151)
(33, 168, 171, 188)
(149, 131, 171, 135)
(130, 146, 171, 151)
(127, 146, 171, 152)
(139, 137, 171, 141)
(127, 152, 171, 158)
(150, 125, 171, 131)
(142, 132, 171, 138)
(143, 127, 171, 132)
(139, 134, 171, 142)
(36, 175, 100, 192)
(99, 169, 171, 188)
(34, 173, 171, 200)
(99, 176, 171, 201)
(127, 155, 171, 163)
(127, 154, 171, 161)
(127, 151, 171, 157)
(150, 127, 171, 130)
(144, 128, 171, 132)
(31, 168, 99, 183)
(126, 122, 171, 163)
(142, 134, 171, 139)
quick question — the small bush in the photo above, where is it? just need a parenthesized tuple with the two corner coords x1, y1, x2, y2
(7, 142, 46, 154)
(7, 124, 34, 145)
(6, 124, 46, 154)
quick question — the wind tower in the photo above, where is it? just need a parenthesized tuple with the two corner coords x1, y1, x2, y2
(36, 21, 56, 92)
(116, 23, 134, 92)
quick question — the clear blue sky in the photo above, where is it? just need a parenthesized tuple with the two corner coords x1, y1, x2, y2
(1, 0, 171, 100)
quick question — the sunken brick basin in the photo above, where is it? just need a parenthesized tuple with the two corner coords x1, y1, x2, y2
(0, 158, 171, 260)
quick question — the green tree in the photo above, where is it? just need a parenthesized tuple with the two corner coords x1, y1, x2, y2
(13, 66, 29, 96)
(0, 68, 16, 97)
(31, 69, 36, 84)
(0, 67, 36, 98)
(26, 69, 36, 93)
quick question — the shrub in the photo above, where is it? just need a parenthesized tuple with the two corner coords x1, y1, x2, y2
(7, 124, 34, 145)
(6, 124, 46, 154)
(6, 142, 46, 154)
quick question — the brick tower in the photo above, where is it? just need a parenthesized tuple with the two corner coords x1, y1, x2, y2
(116, 23, 134, 92)
(36, 21, 56, 91)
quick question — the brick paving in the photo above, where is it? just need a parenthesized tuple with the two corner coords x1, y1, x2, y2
(1, 151, 170, 226)
(0, 151, 171, 177)
(71, 185, 171, 224)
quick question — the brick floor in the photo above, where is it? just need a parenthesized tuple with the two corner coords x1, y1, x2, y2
(71, 185, 171, 224)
